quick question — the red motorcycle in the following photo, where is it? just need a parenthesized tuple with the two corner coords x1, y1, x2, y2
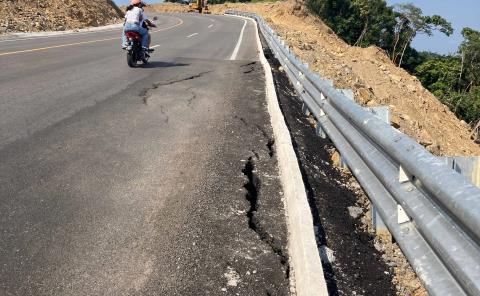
(124, 17, 157, 67)
(124, 31, 148, 67)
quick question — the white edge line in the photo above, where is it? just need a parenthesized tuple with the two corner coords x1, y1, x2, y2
(232, 14, 330, 296)
(186, 33, 199, 38)
(229, 19, 247, 61)
(208, 24, 214, 29)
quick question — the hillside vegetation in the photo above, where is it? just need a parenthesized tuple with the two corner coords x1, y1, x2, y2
(307, 0, 480, 136)
(0, 0, 123, 33)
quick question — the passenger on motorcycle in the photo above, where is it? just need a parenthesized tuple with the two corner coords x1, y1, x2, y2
(122, 0, 149, 50)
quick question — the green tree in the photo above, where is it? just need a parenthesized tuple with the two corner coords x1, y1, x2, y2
(413, 28, 480, 124)
(447, 89, 480, 124)
(415, 56, 462, 97)
(392, 3, 453, 67)
(352, 0, 397, 48)
(308, 0, 356, 42)
(459, 27, 480, 90)
(308, 0, 397, 49)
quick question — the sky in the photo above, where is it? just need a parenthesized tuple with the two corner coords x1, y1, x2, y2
(113, 0, 479, 55)
(385, 0, 479, 55)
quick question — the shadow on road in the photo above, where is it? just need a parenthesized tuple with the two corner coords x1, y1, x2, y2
(142, 61, 189, 69)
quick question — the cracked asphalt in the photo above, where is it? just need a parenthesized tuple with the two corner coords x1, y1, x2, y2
(0, 15, 289, 295)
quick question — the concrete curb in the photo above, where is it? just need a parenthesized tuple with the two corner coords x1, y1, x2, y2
(244, 15, 329, 296)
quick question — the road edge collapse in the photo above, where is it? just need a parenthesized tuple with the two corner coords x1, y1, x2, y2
(237, 15, 329, 296)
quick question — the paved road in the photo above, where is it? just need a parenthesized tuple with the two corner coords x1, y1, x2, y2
(0, 14, 289, 295)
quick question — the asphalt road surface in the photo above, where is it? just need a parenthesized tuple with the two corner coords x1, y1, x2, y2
(0, 14, 290, 295)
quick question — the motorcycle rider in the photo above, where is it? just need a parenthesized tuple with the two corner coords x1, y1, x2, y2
(141, 11, 157, 49)
(122, 0, 152, 51)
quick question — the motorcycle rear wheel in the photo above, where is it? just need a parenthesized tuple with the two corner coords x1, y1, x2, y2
(127, 52, 136, 68)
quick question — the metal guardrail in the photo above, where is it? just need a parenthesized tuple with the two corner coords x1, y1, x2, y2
(226, 10, 480, 296)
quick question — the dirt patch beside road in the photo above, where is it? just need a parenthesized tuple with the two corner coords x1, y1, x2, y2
(0, 0, 122, 33)
(267, 49, 426, 295)
(145, 3, 190, 14)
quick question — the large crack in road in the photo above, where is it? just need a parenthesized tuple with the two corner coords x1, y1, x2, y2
(0, 58, 291, 295)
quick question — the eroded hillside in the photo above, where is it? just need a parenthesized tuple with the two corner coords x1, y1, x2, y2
(151, 1, 480, 156)
(215, 1, 480, 156)
(0, 0, 123, 33)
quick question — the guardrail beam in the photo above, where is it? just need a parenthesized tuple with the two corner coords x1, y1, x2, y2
(226, 10, 480, 295)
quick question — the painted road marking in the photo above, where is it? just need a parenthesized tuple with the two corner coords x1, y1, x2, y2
(208, 24, 213, 28)
(230, 19, 247, 60)
(0, 28, 122, 43)
(186, 33, 199, 38)
(150, 44, 160, 49)
(0, 17, 184, 57)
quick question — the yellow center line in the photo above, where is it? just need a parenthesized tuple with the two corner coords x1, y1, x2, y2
(0, 17, 184, 57)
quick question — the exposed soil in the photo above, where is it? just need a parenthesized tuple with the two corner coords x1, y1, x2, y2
(202, 1, 480, 157)
(0, 0, 122, 33)
(265, 42, 426, 295)
(145, 3, 190, 14)
(268, 48, 394, 295)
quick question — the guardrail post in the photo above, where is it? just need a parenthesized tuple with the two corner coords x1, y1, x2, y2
(339, 89, 354, 100)
(316, 108, 328, 139)
(302, 103, 311, 116)
(367, 105, 394, 240)
(323, 79, 334, 87)
(372, 206, 390, 239)
(441, 156, 480, 187)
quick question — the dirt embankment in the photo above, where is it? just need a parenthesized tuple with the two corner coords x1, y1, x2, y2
(145, 3, 190, 14)
(153, 1, 480, 157)
(0, 0, 123, 33)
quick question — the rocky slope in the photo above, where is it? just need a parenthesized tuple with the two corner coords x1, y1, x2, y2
(0, 0, 123, 33)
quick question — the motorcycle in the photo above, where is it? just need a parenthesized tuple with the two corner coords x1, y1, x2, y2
(125, 31, 149, 67)
(124, 16, 158, 68)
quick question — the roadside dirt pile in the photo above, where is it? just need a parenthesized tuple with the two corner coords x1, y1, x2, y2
(207, 1, 480, 156)
(0, 0, 123, 33)
(146, 2, 189, 14)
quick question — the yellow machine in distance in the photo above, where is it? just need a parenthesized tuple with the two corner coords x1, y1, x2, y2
(188, 0, 210, 14)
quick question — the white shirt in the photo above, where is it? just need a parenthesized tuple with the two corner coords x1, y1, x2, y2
(125, 7, 144, 24)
